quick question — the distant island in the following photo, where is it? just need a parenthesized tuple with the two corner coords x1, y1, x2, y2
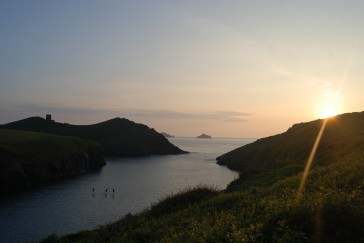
(0, 115, 187, 195)
(45, 111, 364, 242)
(161, 132, 174, 138)
(196, 133, 212, 139)
(1, 115, 187, 157)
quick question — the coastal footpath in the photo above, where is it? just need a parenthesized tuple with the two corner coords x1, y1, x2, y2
(0, 129, 105, 195)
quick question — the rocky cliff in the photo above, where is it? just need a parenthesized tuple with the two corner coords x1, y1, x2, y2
(0, 129, 105, 195)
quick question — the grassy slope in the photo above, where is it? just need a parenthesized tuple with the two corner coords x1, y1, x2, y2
(42, 112, 364, 242)
(217, 112, 364, 171)
(1, 117, 185, 157)
(0, 129, 105, 193)
(44, 155, 364, 243)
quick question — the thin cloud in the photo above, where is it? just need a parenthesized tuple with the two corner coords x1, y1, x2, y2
(123, 109, 252, 122)
(4, 103, 253, 123)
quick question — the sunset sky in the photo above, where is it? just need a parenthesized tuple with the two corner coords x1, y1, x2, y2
(1, 1, 364, 138)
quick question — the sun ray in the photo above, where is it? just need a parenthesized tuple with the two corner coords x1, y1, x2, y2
(296, 118, 328, 204)
(320, 106, 338, 119)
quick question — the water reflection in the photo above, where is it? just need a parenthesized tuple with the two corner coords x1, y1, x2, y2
(0, 138, 252, 243)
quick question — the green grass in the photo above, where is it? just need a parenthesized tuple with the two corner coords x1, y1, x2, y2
(0, 129, 104, 193)
(226, 164, 305, 192)
(40, 112, 364, 242)
(42, 152, 364, 242)
(217, 112, 364, 171)
(1, 116, 186, 156)
(1, 128, 99, 154)
(0, 129, 102, 163)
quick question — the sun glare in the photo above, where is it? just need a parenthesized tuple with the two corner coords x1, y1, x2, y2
(320, 106, 338, 119)
(317, 90, 341, 119)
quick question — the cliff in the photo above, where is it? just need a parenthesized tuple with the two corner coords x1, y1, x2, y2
(42, 111, 364, 242)
(0, 129, 105, 195)
(1, 117, 186, 157)
(217, 111, 364, 171)
(44, 148, 364, 242)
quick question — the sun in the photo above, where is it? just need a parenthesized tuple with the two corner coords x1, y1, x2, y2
(320, 106, 338, 119)
(317, 89, 342, 119)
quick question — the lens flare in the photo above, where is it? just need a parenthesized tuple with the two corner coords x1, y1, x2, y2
(320, 106, 338, 119)
(296, 118, 328, 204)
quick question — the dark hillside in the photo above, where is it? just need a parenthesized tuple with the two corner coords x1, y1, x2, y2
(0, 129, 105, 194)
(40, 112, 364, 242)
(43, 153, 364, 242)
(217, 112, 364, 171)
(1, 117, 186, 157)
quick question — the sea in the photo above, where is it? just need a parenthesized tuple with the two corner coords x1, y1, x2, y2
(0, 137, 254, 243)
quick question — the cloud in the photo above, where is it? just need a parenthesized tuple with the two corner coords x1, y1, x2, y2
(122, 109, 252, 122)
(1, 103, 253, 124)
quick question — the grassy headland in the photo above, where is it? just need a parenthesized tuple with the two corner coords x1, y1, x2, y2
(41, 112, 364, 242)
(0, 129, 105, 194)
(217, 111, 364, 171)
(1, 117, 186, 157)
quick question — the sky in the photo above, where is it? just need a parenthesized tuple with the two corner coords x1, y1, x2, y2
(1, 1, 364, 138)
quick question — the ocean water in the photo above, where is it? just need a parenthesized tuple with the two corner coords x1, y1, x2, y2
(0, 138, 253, 243)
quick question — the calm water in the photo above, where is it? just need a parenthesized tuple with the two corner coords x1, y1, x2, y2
(0, 138, 253, 243)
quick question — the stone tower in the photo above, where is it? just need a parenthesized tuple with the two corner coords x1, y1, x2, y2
(46, 114, 52, 121)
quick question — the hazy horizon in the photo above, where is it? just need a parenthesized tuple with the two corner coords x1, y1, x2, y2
(1, 1, 364, 138)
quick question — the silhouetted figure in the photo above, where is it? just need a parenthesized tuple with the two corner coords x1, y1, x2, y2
(92, 188, 95, 192)
(112, 188, 115, 193)
(105, 189, 108, 193)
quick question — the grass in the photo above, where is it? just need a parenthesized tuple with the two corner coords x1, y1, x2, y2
(0, 129, 104, 193)
(1, 116, 186, 156)
(0, 128, 102, 162)
(39, 112, 364, 242)
(41, 152, 364, 242)
(217, 112, 364, 171)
